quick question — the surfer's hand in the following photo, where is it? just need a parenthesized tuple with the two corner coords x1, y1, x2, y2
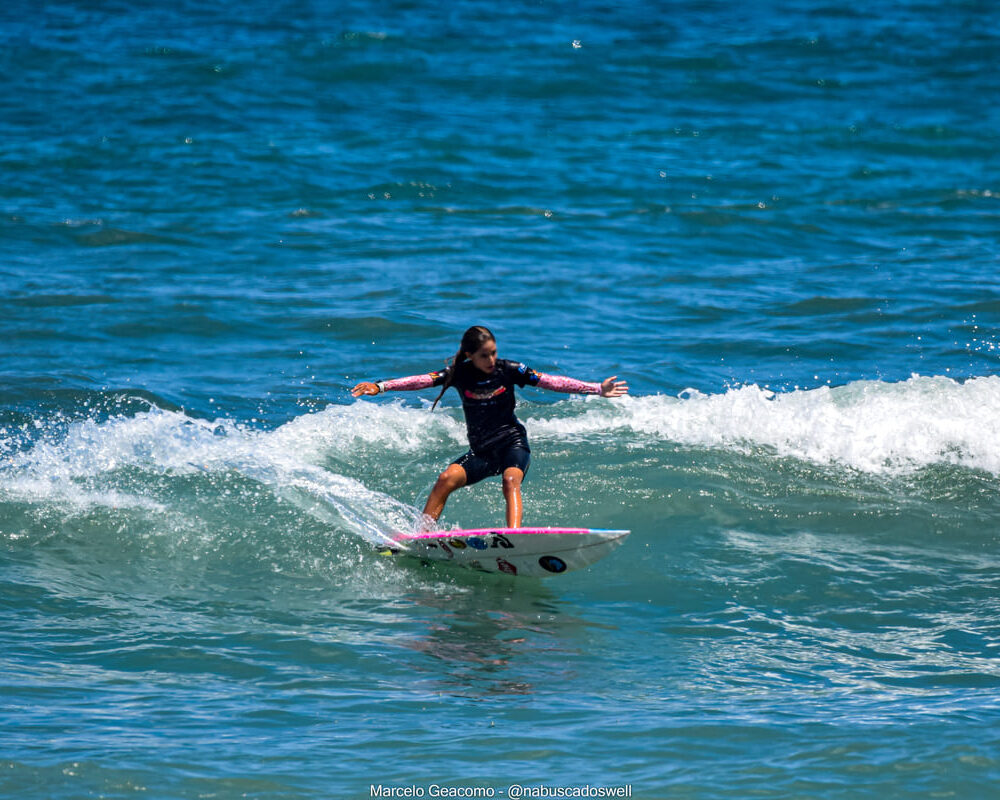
(600, 376, 629, 397)
(351, 381, 380, 397)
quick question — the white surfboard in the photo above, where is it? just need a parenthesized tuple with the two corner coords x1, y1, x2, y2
(377, 527, 630, 577)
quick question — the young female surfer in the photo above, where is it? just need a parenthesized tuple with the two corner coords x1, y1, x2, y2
(351, 325, 628, 528)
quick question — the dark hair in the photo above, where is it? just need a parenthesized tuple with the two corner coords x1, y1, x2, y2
(431, 325, 496, 410)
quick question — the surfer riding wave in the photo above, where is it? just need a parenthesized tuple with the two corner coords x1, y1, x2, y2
(351, 325, 628, 528)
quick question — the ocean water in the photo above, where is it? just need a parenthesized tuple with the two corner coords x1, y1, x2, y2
(2, 1, 1000, 797)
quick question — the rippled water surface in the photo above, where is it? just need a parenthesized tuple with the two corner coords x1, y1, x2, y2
(3, 1, 1000, 797)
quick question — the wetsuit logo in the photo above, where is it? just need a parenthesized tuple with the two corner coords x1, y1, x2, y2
(463, 386, 507, 401)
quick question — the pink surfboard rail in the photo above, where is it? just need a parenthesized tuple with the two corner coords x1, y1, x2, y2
(396, 527, 624, 540)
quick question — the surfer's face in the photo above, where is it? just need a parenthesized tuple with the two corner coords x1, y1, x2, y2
(467, 340, 498, 374)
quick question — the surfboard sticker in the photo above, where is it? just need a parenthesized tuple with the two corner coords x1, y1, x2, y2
(378, 527, 630, 577)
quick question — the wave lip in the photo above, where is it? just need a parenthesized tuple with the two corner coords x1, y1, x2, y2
(0, 403, 425, 543)
(3, 374, 998, 531)
(524, 374, 1000, 476)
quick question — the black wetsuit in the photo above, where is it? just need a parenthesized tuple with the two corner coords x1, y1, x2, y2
(430, 359, 541, 484)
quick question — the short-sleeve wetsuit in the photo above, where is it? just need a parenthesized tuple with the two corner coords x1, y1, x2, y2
(430, 358, 541, 485)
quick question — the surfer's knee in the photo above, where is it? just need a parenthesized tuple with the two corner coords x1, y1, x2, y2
(435, 465, 467, 492)
(501, 468, 523, 494)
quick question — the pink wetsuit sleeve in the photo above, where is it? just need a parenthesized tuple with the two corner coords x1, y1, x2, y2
(536, 373, 602, 395)
(382, 374, 436, 392)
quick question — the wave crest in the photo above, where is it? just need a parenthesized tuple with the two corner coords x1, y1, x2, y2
(525, 374, 1000, 475)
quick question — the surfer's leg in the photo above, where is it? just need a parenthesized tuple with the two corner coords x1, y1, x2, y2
(502, 467, 524, 528)
(499, 443, 530, 527)
(423, 463, 467, 522)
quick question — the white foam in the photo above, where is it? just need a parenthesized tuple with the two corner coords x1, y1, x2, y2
(268, 399, 466, 461)
(0, 406, 431, 540)
(4, 375, 999, 525)
(523, 374, 1000, 475)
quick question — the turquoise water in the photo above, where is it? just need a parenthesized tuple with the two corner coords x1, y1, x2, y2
(3, 1, 1000, 797)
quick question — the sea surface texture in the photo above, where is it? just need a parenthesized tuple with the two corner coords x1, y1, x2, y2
(3, 1, 1000, 798)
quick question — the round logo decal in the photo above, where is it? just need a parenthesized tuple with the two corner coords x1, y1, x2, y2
(467, 537, 488, 550)
(538, 556, 567, 574)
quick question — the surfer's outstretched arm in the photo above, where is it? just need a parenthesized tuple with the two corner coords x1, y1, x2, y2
(351, 374, 436, 397)
(536, 374, 629, 398)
